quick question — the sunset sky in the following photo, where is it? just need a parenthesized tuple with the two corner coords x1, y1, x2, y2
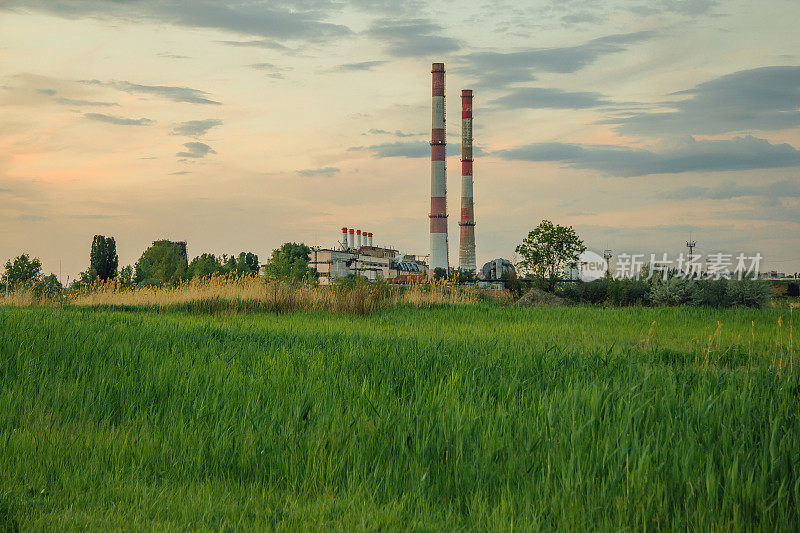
(1, 0, 799, 281)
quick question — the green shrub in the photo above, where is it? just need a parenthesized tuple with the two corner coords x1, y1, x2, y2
(607, 279, 650, 306)
(788, 282, 799, 298)
(689, 279, 731, 308)
(650, 277, 692, 306)
(727, 279, 772, 308)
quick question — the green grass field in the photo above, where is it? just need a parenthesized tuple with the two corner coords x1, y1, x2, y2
(1, 304, 798, 530)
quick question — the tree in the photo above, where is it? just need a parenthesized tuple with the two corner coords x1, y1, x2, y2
(134, 240, 188, 285)
(263, 243, 317, 283)
(515, 220, 586, 291)
(432, 267, 448, 281)
(119, 265, 134, 287)
(2, 254, 42, 289)
(233, 252, 260, 276)
(90, 235, 119, 281)
(188, 253, 225, 278)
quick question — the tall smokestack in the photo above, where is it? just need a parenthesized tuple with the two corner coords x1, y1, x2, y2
(368, 233, 373, 247)
(342, 227, 348, 249)
(429, 62, 449, 275)
(357, 229, 362, 248)
(349, 229, 354, 250)
(459, 90, 476, 272)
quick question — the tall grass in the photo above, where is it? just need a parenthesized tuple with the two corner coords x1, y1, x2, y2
(0, 275, 509, 315)
(1, 305, 798, 529)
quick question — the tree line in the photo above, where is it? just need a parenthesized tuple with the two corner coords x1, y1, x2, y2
(1, 237, 321, 293)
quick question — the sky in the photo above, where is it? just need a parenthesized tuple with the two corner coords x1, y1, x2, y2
(1, 0, 799, 281)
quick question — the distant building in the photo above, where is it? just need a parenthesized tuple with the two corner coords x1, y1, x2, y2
(309, 228, 427, 285)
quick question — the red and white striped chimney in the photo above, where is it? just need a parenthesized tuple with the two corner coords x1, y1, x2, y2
(357, 229, 362, 248)
(459, 90, 476, 271)
(348, 228, 354, 250)
(368, 233, 373, 247)
(342, 227, 348, 249)
(429, 62, 449, 275)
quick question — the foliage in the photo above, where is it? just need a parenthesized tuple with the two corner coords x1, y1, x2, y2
(432, 267, 447, 281)
(187, 253, 226, 278)
(71, 268, 98, 290)
(0, 305, 798, 529)
(232, 252, 260, 276)
(2, 254, 42, 289)
(90, 235, 119, 281)
(689, 279, 732, 307)
(788, 282, 799, 298)
(118, 265, 134, 287)
(452, 268, 476, 283)
(727, 279, 772, 308)
(263, 242, 317, 284)
(649, 277, 693, 306)
(515, 220, 586, 290)
(134, 240, 188, 286)
(560, 277, 771, 309)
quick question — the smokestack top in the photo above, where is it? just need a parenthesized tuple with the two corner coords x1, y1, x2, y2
(341, 227, 347, 232)
(431, 62, 445, 72)
(356, 229, 361, 235)
(349, 229, 354, 234)
(461, 89, 473, 97)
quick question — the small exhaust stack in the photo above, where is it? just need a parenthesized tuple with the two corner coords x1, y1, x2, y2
(458, 89, 476, 272)
(368, 233, 373, 247)
(429, 62, 449, 276)
(342, 227, 348, 249)
(357, 229, 362, 248)
(348, 229, 354, 250)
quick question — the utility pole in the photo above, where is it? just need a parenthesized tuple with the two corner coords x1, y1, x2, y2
(603, 248, 613, 278)
(685, 236, 697, 277)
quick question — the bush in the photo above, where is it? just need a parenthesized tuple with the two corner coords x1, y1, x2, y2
(788, 282, 799, 298)
(607, 279, 650, 306)
(558, 279, 609, 305)
(727, 279, 772, 308)
(650, 277, 692, 306)
(689, 279, 731, 308)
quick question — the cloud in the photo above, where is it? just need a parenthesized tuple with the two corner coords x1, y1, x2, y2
(176, 142, 216, 159)
(458, 31, 657, 88)
(561, 13, 602, 24)
(367, 129, 421, 137)
(36, 88, 57, 96)
(83, 113, 153, 126)
(490, 87, 613, 109)
(366, 19, 461, 57)
(171, 119, 223, 137)
(82, 80, 221, 105)
(297, 167, 340, 177)
(664, 178, 800, 200)
(350, 141, 429, 158)
(218, 39, 290, 50)
(16, 214, 46, 222)
(334, 61, 387, 72)
(55, 97, 117, 107)
(170, 171, 191, 175)
(495, 136, 800, 177)
(604, 66, 800, 135)
(2, 1, 350, 42)
(249, 62, 292, 79)
(631, 0, 716, 17)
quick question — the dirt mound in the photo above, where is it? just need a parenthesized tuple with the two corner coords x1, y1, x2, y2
(515, 288, 569, 307)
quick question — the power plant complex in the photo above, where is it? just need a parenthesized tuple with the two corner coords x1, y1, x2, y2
(309, 62, 482, 284)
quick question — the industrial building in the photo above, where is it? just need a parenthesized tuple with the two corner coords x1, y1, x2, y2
(310, 64, 479, 284)
(309, 227, 427, 285)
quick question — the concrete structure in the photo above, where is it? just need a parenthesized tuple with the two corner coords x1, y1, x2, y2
(458, 89, 476, 272)
(429, 62, 449, 275)
(309, 230, 427, 285)
(479, 258, 515, 281)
